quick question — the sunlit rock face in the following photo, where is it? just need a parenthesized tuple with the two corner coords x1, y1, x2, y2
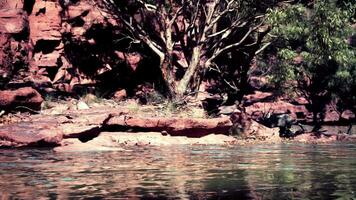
(0, 0, 124, 93)
(29, 0, 62, 72)
(0, 10, 28, 34)
(0, 87, 43, 111)
(0, 1, 29, 81)
(0, 0, 159, 96)
(0, 112, 62, 147)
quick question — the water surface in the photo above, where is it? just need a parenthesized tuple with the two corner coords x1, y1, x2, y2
(0, 143, 356, 199)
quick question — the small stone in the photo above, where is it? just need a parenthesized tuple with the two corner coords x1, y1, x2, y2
(161, 131, 168, 136)
(218, 105, 238, 115)
(77, 101, 89, 110)
(113, 89, 127, 101)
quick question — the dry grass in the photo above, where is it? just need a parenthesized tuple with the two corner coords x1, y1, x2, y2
(41, 92, 208, 119)
(118, 99, 207, 118)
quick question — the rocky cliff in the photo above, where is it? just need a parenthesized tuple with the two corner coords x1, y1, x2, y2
(0, 0, 129, 94)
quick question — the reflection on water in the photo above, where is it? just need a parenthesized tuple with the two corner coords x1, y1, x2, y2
(0, 143, 356, 199)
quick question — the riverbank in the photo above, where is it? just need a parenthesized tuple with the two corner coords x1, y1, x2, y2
(1, 99, 355, 151)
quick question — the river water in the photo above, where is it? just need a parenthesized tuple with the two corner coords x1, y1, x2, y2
(0, 143, 355, 199)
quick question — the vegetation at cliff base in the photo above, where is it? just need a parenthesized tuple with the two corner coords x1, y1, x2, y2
(260, 0, 356, 128)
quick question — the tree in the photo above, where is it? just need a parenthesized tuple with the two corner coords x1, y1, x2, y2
(98, 0, 279, 100)
(264, 0, 356, 129)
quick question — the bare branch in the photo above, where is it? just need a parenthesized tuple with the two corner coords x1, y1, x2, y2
(186, 0, 201, 34)
(206, 20, 246, 39)
(206, 0, 235, 31)
(255, 42, 271, 55)
(224, 79, 239, 91)
(209, 27, 254, 62)
(168, 4, 184, 26)
(137, 0, 157, 12)
(100, 0, 166, 60)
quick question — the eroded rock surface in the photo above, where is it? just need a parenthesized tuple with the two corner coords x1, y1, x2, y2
(0, 87, 43, 111)
(246, 100, 310, 122)
(0, 106, 237, 148)
(1, 105, 354, 149)
(0, 9, 28, 34)
(106, 115, 233, 137)
(0, 120, 62, 147)
(54, 132, 238, 152)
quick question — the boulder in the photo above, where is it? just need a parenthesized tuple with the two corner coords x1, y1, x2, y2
(29, 0, 62, 70)
(77, 101, 90, 110)
(0, 87, 44, 111)
(293, 133, 338, 144)
(0, 9, 28, 34)
(243, 91, 273, 106)
(33, 50, 62, 68)
(341, 110, 355, 121)
(29, 0, 62, 44)
(230, 111, 279, 139)
(0, 8, 28, 74)
(0, 120, 62, 147)
(0, 0, 24, 10)
(106, 116, 233, 137)
(113, 89, 127, 101)
(246, 100, 309, 121)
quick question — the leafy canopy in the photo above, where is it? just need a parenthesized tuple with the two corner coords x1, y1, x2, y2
(265, 0, 356, 100)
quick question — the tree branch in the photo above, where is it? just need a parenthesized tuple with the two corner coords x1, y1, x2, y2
(206, 0, 235, 31)
(137, 0, 157, 12)
(209, 27, 254, 62)
(255, 42, 271, 55)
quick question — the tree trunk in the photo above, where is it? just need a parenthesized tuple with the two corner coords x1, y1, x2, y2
(159, 24, 177, 99)
(176, 46, 202, 96)
(160, 55, 176, 99)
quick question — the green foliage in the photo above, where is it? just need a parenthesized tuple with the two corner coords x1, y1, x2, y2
(264, 0, 356, 124)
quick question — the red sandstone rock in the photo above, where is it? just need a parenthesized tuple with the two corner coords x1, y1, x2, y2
(322, 104, 354, 123)
(126, 53, 142, 71)
(0, 8, 28, 71)
(66, 2, 92, 19)
(293, 133, 338, 143)
(248, 76, 268, 89)
(29, 0, 62, 44)
(0, 120, 62, 147)
(324, 110, 341, 122)
(291, 97, 309, 105)
(341, 110, 355, 120)
(54, 132, 237, 152)
(55, 138, 124, 152)
(337, 134, 356, 142)
(106, 116, 232, 137)
(114, 51, 142, 71)
(28, 0, 62, 70)
(0, 0, 24, 10)
(246, 100, 309, 121)
(113, 89, 127, 101)
(33, 51, 62, 68)
(293, 132, 356, 143)
(65, 1, 117, 39)
(0, 87, 43, 111)
(243, 91, 273, 105)
(0, 9, 28, 34)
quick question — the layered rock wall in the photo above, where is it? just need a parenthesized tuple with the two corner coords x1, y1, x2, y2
(0, 1, 29, 81)
(0, 0, 121, 93)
